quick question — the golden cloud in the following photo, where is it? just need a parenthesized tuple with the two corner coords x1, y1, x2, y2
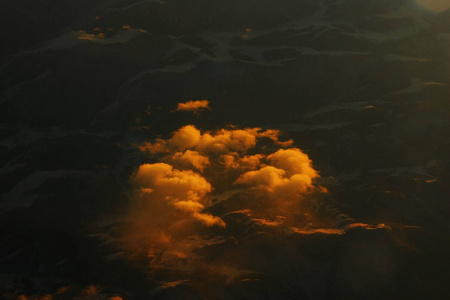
(75, 30, 105, 41)
(175, 100, 210, 112)
(124, 124, 325, 271)
(221, 154, 264, 170)
(169, 150, 210, 172)
(235, 148, 318, 201)
(267, 148, 318, 178)
(139, 125, 292, 155)
(256, 129, 293, 147)
(133, 162, 223, 227)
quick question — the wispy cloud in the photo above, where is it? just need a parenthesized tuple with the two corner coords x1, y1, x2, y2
(175, 100, 210, 113)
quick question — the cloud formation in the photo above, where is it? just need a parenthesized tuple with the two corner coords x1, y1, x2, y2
(234, 148, 318, 217)
(233, 147, 318, 195)
(133, 163, 224, 227)
(125, 124, 323, 270)
(121, 123, 395, 287)
(175, 100, 210, 113)
(169, 150, 210, 172)
(139, 125, 292, 156)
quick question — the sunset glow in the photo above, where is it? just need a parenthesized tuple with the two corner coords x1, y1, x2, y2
(416, 0, 450, 11)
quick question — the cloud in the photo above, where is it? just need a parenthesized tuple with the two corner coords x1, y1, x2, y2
(169, 150, 210, 172)
(176, 100, 210, 112)
(43, 27, 145, 51)
(121, 162, 225, 266)
(135, 126, 319, 230)
(133, 162, 223, 227)
(267, 148, 318, 178)
(196, 128, 258, 154)
(235, 148, 318, 197)
(106, 121, 404, 296)
(139, 125, 201, 154)
(125, 125, 327, 272)
(235, 166, 287, 190)
(255, 129, 293, 147)
(75, 30, 105, 41)
(139, 125, 292, 155)
(221, 154, 264, 170)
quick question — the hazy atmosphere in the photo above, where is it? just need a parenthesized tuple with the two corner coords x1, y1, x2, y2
(1, 0, 450, 299)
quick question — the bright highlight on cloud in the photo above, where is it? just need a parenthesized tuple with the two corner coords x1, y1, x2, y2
(169, 150, 210, 172)
(133, 162, 224, 227)
(236, 148, 318, 196)
(176, 100, 210, 113)
(75, 30, 105, 41)
(139, 125, 293, 155)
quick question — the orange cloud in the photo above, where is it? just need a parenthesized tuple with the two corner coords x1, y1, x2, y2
(170, 150, 210, 172)
(114, 121, 400, 290)
(139, 125, 292, 155)
(133, 163, 224, 228)
(122, 162, 225, 267)
(253, 216, 285, 227)
(221, 154, 264, 170)
(126, 125, 326, 272)
(236, 166, 287, 190)
(267, 148, 318, 178)
(134, 163, 225, 230)
(255, 129, 293, 147)
(135, 126, 318, 230)
(176, 100, 210, 112)
(75, 30, 105, 41)
(196, 128, 257, 154)
(139, 125, 200, 154)
(235, 148, 318, 197)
